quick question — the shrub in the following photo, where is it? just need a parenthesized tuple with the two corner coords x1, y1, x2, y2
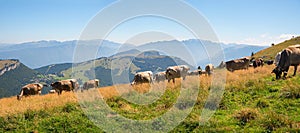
(234, 108, 259, 126)
(262, 111, 292, 132)
(256, 99, 269, 108)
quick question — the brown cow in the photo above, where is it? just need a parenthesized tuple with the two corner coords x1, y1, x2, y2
(17, 83, 44, 100)
(131, 71, 153, 85)
(166, 65, 190, 83)
(82, 79, 99, 91)
(205, 64, 214, 76)
(226, 57, 251, 72)
(252, 58, 264, 68)
(154, 72, 166, 83)
(51, 79, 78, 95)
(272, 45, 300, 79)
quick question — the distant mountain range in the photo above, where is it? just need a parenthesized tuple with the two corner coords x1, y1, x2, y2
(0, 39, 267, 69)
(0, 50, 190, 98)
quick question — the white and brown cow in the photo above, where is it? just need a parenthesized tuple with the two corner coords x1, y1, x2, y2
(17, 83, 45, 100)
(131, 71, 153, 85)
(82, 79, 100, 91)
(272, 45, 300, 79)
(51, 79, 79, 95)
(205, 64, 214, 76)
(225, 57, 251, 72)
(165, 65, 190, 83)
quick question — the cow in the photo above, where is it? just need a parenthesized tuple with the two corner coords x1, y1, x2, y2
(272, 45, 300, 79)
(226, 57, 251, 72)
(131, 71, 153, 85)
(51, 79, 79, 95)
(165, 65, 190, 83)
(82, 79, 99, 91)
(252, 58, 264, 68)
(266, 60, 274, 65)
(154, 72, 166, 83)
(205, 64, 214, 76)
(17, 83, 45, 100)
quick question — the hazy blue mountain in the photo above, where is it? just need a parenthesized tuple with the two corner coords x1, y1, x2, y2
(0, 40, 134, 68)
(0, 39, 266, 69)
(137, 39, 267, 68)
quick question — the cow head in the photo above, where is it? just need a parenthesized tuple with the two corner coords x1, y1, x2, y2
(272, 67, 282, 79)
(17, 95, 22, 100)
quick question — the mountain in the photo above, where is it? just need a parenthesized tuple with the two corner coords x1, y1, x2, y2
(137, 39, 267, 68)
(0, 59, 40, 98)
(0, 39, 265, 69)
(254, 36, 300, 60)
(36, 50, 191, 86)
(0, 40, 134, 68)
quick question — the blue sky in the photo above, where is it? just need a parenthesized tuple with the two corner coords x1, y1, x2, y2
(0, 0, 299, 46)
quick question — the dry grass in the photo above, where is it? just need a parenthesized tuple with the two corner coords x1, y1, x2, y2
(0, 92, 77, 117)
(0, 64, 297, 117)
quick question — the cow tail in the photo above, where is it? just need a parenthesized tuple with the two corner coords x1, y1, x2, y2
(70, 80, 75, 91)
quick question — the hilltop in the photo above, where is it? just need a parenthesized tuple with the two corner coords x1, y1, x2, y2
(254, 36, 300, 59)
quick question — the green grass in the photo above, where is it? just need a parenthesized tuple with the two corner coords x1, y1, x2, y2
(1, 73, 299, 132)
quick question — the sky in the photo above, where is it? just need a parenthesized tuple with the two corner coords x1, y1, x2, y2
(0, 0, 299, 46)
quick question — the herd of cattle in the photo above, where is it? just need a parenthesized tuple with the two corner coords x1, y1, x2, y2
(17, 44, 300, 100)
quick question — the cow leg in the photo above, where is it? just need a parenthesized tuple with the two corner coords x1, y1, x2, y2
(172, 79, 175, 83)
(293, 65, 298, 76)
(168, 79, 170, 83)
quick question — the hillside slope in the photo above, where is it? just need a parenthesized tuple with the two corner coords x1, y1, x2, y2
(254, 36, 300, 59)
(0, 60, 40, 98)
(0, 65, 299, 132)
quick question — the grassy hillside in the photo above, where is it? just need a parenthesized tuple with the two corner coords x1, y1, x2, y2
(254, 36, 300, 60)
(0, 60, 40, 98)
(0, 65, 299, 132)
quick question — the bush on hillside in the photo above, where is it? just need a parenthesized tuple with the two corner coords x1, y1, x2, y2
(234, 108, 259, 126)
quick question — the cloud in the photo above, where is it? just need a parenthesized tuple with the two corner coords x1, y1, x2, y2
(228, 33, 299, 46)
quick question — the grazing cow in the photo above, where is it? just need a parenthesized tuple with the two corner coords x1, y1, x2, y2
(252, 58, 264, 68)
(165, 65, 190, 83)
(154, 72, 166, 83)
(131, 71, 153, 85)
(266, 60, 274, 65)
(17, 83, 44, 100)
(226, 57, 251, 72)
(272, 45, 300, 79)
(51, 79, 79, 95)
(82, 79, 99, 91)
(205, 64, 214, 76)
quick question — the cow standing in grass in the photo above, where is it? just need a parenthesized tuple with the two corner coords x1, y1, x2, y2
(205, 64, 214, 76)
(51, 79, 79, 95)
(226, 57, 251, 72)
(154, 72, 166, 83)
(17, 83, 45, 100)
(131, 71, 153, 85)
(166, 65, 190, 83)
(82, 79, 99, 91)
